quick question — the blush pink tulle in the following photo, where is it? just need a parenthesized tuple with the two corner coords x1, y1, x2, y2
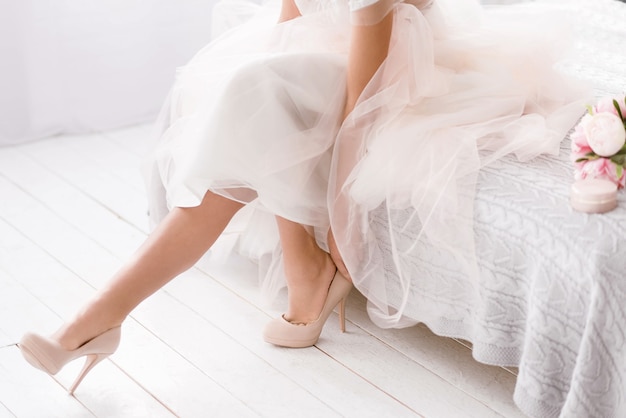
(143, 0, 590, 328)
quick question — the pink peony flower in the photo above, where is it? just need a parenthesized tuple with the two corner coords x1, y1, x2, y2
(570, 117, 593, 159)
(575, 157, 626, 189)
(570, 95, 626, 189)
(594, 95, 626, 117)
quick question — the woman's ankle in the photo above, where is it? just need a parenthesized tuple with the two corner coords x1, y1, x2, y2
(53, 312, 124, 351)
(284, 252, 337, 323)
(284, 247, 334, 283)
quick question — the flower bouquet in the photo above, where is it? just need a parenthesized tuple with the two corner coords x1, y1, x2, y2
(571, 95, 626, 188)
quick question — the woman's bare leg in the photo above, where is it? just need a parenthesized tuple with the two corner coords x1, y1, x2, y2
(53, 191, 244, 350)
(328, 11, 394, 279)
(276, 16, 394, 322)
(275, 217, 336, 324)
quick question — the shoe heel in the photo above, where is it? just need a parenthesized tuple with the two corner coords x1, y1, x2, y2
(338, 297, 346, 333)
(68, 353, 109, 395)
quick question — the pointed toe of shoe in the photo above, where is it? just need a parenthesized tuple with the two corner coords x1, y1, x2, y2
(18, 333, 61, 375)
(18, 326, 121, 394)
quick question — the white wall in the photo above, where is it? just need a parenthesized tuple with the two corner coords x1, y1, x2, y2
(0, 0, 542, 145)
(0, 0, 219, 145)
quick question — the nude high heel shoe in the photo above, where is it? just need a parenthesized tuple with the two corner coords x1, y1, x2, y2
(263, 271, 352, 348)
(18, 326, 121, 394)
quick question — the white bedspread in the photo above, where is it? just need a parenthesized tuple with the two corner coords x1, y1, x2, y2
(371, 1, 626, 416)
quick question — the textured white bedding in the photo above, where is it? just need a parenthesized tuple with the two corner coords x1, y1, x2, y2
(372, 1, 626, 416)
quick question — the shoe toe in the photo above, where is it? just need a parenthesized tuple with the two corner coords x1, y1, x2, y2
(263, 316, 320, 348)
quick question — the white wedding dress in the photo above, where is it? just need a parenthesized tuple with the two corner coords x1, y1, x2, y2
(143, 0, 590, 327)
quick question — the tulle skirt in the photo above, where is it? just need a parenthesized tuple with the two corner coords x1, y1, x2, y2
(143, 0, 590, 328)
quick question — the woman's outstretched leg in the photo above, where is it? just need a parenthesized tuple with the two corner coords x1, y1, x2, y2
(53, 191, 244, 351)
(275, 217, 337, 324)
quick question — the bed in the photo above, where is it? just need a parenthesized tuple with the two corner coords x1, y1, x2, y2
(202, 0, 626, 416)
(368, 1, 626, 416)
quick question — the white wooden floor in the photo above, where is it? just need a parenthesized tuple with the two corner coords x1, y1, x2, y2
(0, 125, 525, 417)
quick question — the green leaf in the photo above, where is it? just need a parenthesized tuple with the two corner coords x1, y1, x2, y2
(611, 155, 626, 166)
(613, 99, 624, 121)
(575, 157, 589, 163)
(617, 164, 624, 179)
(586, 104, 594, 115)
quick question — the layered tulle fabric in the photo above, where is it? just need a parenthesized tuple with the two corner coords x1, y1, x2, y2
(144, 0, 590, 328)
(348, 0, 433, 25)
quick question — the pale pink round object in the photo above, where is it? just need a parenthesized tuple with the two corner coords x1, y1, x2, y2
(570, 178, 618, 214)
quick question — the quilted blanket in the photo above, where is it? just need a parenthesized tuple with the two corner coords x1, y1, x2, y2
(372, 1, 626, 416)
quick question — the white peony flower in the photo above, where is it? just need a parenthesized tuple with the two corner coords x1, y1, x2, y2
(583, 112, 626, 157)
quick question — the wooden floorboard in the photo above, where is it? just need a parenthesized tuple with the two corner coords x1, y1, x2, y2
(196, 255, 510, 418)
(344, 295, 524, 417)
(0, 125, 524, 417)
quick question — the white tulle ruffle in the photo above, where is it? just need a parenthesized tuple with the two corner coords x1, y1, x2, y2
(143, 0, 590, 328)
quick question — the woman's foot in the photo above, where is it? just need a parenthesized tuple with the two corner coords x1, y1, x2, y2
(52, 319, 122, 352)
(19, 325, 121, 394)
(19, 293, 125, 393)
(50, 291, 126, 351)
(283, 251, 337, 325)
(263, 271, 352, 348)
